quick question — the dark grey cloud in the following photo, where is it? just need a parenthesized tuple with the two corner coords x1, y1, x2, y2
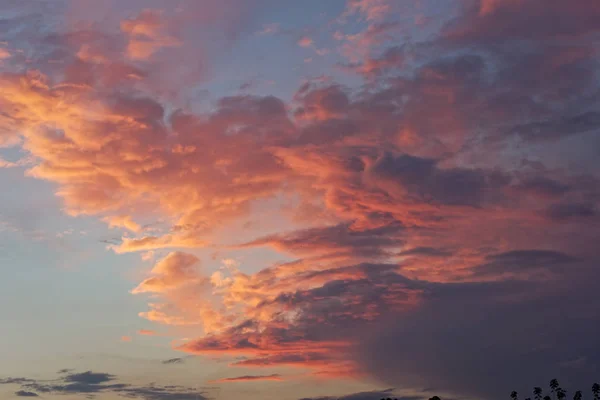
(397, 247, 453, 258)
(0, 378, 35, 385)
(471, 250, 580, 279)
(162, 358, 184, 365)
(511, 112, 600, 143)
(15, 391, 39, 397)
(358, 262, 600, 400)
(545, 202, 598, 221)
(116, 385, 208, 400)
(515, 177, 572, 198)
(56, 369, 72, 374)
(367, 153, 509, 207)
(262, 264, 424, 331)
(444, 0, 600, 43)
(0, 370, 209, 400)
(298, 389, 420, 400)
(294, 84, 350, 120)
(243, 221, 405, 259)
(64, 371, 114, 385)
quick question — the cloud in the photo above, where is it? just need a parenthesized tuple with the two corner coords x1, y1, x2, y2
(0, 48, 10, 60)
(0, 69, 292, 252)
(445, 0, 600, 42)
(344, 0, 392, 22)
(397, 247, 453, 258)
(342, 45, 405, 78)
(162, 357, 184, 365)
(0, 370, 209, 400)
(241, 221, 405, 260)
(515, 177, 572, 198)
(298, 36, 313, 48)
(120, 9, 181, 60)
(366, 153, 509, 207)
(545, 202, 598, 221)
(470, 249, 580, 279)
(298, 389, 419, 400)
(1, 0, 600, 399)
(0, 378, 35, 385)
(132, 252, 234, 332)
(209, 374, 283, 383)
(15, 391, 38, 397)
(104, 215, 142, 232)
(131, 252, 203, 294)
(357, 268, 600, 398)
(64, 371, 115, 384)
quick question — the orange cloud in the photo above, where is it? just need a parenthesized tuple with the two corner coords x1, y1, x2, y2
(120, 10, 181, 60)
(111, 234, 209, 254)
(132, 252, 203, 294)
(0, 69, 293, 252)
(104, 215, 142, 233)
(137, 329, 157, 336)
(0, 48, 10, 60)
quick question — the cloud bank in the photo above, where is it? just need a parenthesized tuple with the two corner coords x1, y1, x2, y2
(1, 0, 599, 399)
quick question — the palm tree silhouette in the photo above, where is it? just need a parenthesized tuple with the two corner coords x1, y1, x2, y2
(556, 388, 567, 400)
(425, 380, 600, 400)
(534, 387, 544, 400)
(592, 383, 600, 400)
(551, 379, 560, 400)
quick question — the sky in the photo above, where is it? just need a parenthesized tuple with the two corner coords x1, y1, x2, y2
(1, 1, 600, 399)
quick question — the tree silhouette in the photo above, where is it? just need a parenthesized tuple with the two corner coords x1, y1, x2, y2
(551, 379, 561, 400)
(423, 380, 600, 400)
(592, 384, 600, 400)
(557, 388, 567, 400)
(509, 379, 600, 400)
(534, 387, 544, 400)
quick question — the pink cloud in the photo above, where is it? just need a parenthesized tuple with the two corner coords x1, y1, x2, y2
(298, 36, 313, 48)
(132, 252, 203, 294)
(120, 10, 181, 60)
(0, 48, 10, 60)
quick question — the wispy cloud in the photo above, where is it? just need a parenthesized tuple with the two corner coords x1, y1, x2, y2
(209, 374, 284, 383)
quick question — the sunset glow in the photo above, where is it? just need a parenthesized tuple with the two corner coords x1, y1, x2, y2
(1, 1, 599, 400)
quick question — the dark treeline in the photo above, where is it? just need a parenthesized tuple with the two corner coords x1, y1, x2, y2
(379, 381, 600, 400)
